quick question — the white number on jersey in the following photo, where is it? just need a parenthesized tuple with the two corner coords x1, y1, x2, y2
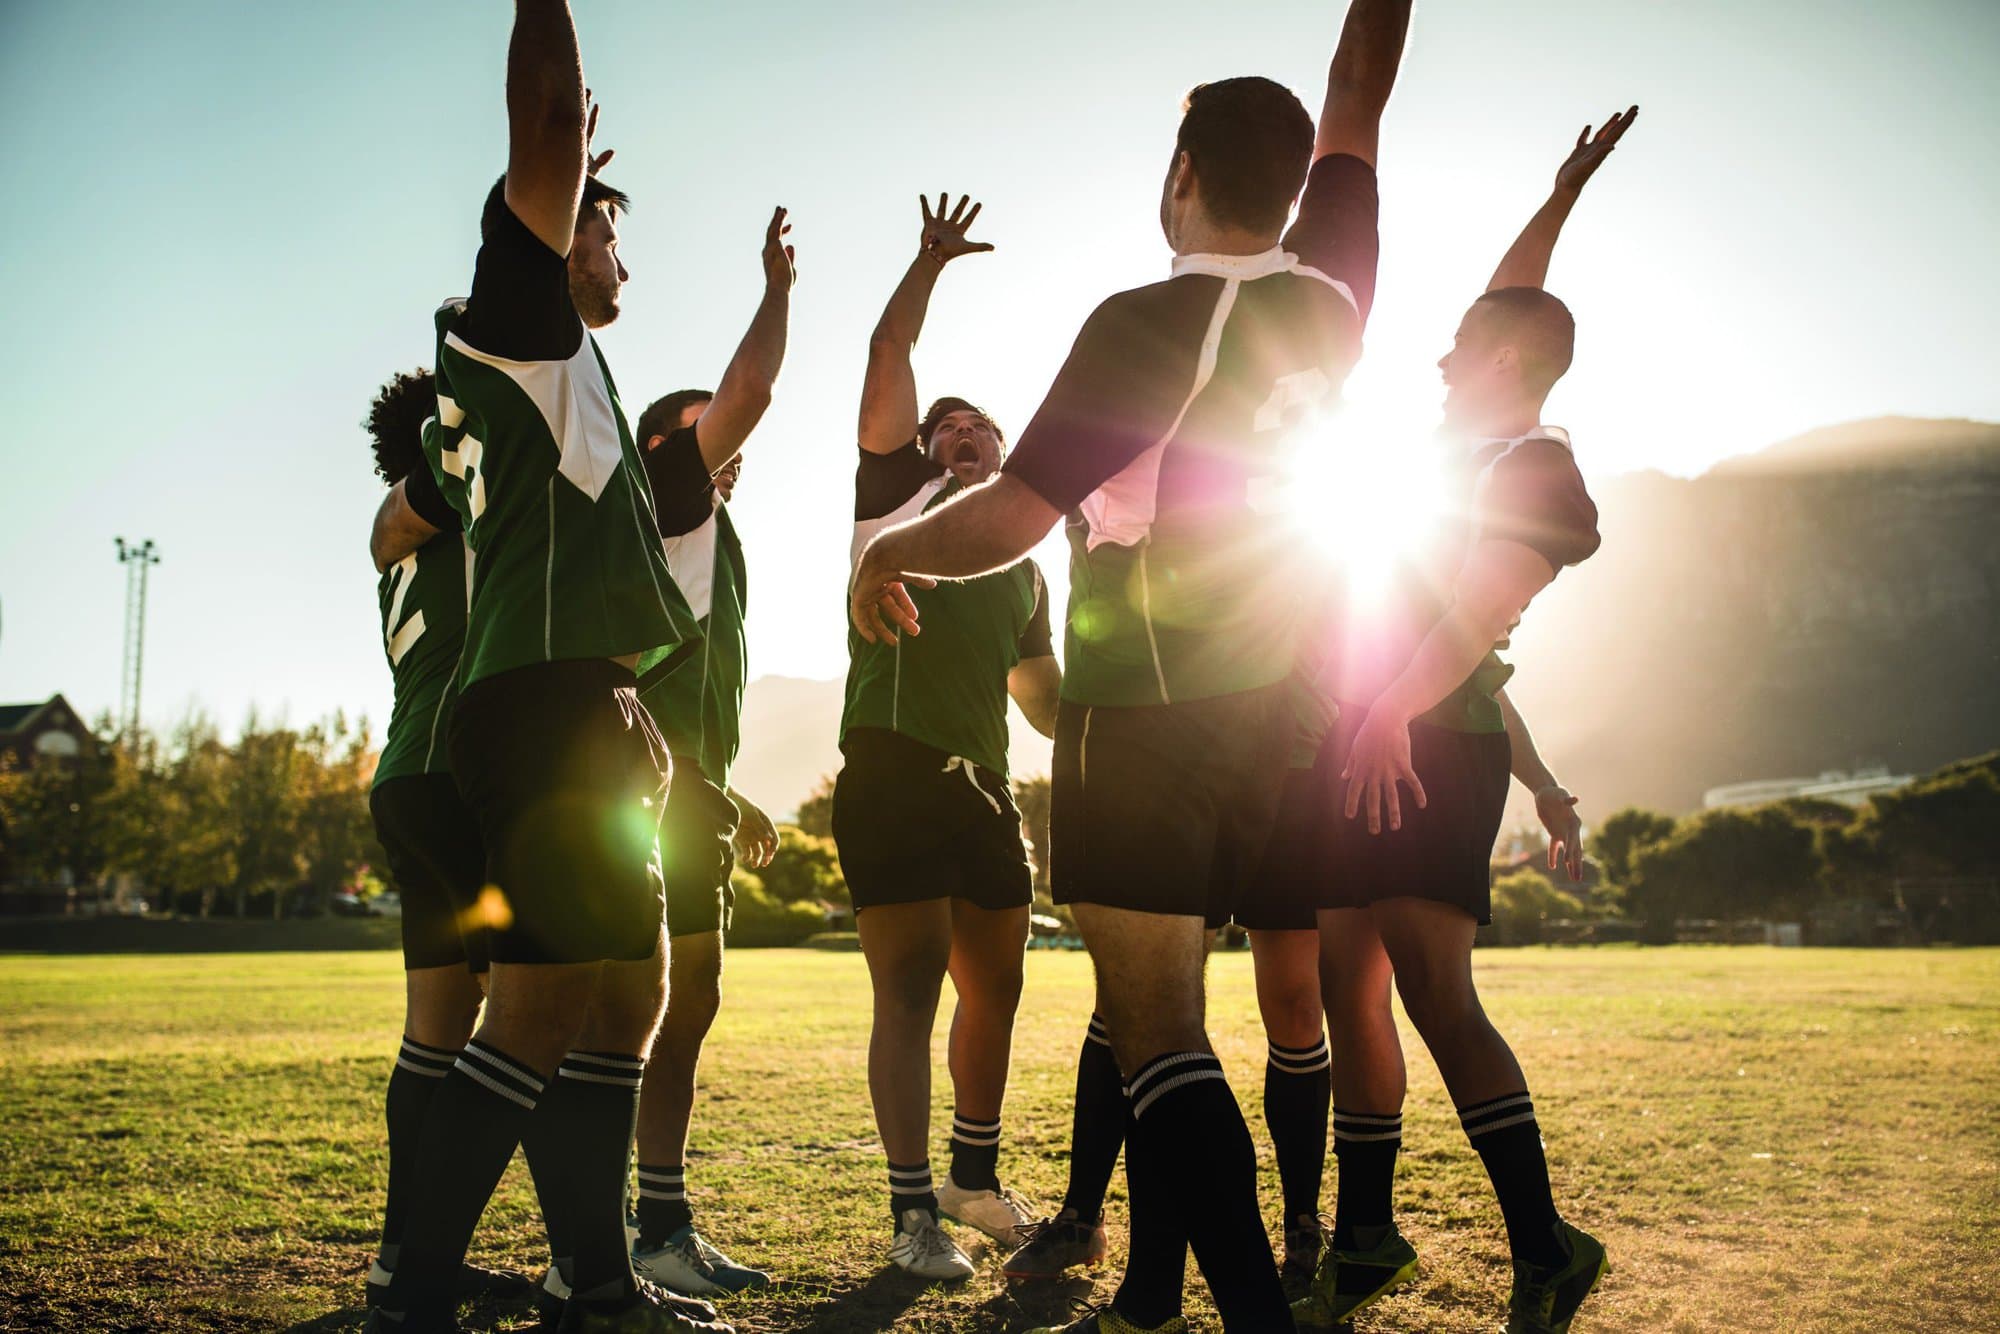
(383, 553, 427, 666)
(439, 435, 487, 521)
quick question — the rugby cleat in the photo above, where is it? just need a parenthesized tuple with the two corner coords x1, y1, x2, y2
(1504, 1221, 1608, 1334)
(1024, 1302, 1188, 1334)
(1281, 1214, 1325, 1296)
(537, 1266, 720, 1329)
(632, 1225, 771, 1295)
(937, 1177, 1034, 1245)
(1292, 1224, 1420, 1330)
(887, 1207, 976, 1281)
(552, 1287, 733, 1334)
(365, 1257, 534, 1309)
(1000, 1208, 1110, 1281)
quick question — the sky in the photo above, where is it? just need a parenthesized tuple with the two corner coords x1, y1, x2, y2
(1, 0, 1997, 739)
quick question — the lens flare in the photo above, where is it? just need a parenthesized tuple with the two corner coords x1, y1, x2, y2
(1280, 401, 1446, 604)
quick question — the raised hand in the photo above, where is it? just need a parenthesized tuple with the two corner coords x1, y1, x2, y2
(763, 206, 796, 291)
(586, 89, 614, 176)
(1554, 105, 1638, 195)
(919, 193, 995, 264)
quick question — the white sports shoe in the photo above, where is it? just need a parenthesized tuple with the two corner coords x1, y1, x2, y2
(887, 1208, 976, 1281)
(938, 1177, 1035, 1245)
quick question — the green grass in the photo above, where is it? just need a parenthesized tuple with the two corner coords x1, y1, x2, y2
(1, 947, 1996, 1332)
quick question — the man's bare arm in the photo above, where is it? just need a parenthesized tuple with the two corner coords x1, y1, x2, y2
(695, 208, 796, 471)
(370, 482, 439, 574)
(848, 476, 1060, 644)
(503, 0, 588, 255)
(1497, 687, 1584, 880)
(1008, 656, 1062, 739)
(1488, 106, 1638, 292)
(1312, 0, 1412, 168)
(858, 194, 993, 455)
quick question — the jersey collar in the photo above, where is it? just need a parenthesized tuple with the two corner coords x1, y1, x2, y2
(1171, 245, 1295, 280)
(1462, 424, 1572, 456)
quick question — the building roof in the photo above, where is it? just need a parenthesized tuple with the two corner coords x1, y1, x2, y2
(0, 701, 46, 733)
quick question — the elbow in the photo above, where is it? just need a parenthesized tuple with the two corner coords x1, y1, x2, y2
(867, 329, 904, 359)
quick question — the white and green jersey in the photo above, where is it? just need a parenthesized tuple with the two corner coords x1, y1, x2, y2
(636, 426, 748, 787)
(373, 529, 470, 787)
(841, 444, 1053, 777)
(421, 201, 698, 688)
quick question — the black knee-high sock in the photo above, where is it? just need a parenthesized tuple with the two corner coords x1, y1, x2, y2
(888, 1159, 938, 1226)
(380, 1036, 459, 1263)
(1263, 1035, 1331, 1231)
(1112, 1091, 1186, 1328)
(1127, 1052, 1293, 1331)
(949, 1112, 1003, 1193)
(1459, 1091, 1565, 1269)
(1330, 1108, 1402, 1249)
(531, 1052, 647, 1303)
(633, 1163, 691, 1247)
(383, 1039, 545, 1319)
(1061, 1014, 1126, 1225)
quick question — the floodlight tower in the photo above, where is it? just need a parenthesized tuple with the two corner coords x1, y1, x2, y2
(114, 538, 160, 746)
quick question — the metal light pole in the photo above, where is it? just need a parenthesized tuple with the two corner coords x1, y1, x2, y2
(114, 538, 160, 747)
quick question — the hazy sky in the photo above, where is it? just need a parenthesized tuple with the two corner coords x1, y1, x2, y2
(2, 0, 1996, 739)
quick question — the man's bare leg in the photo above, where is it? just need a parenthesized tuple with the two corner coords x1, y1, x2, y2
(1250, 927, 1331, 1267)
(1078, 904, 1294, 1332)
(942, 901, 1028, 1199)
(633, 931, 724, 1244)
(858, 899, 954, 1223)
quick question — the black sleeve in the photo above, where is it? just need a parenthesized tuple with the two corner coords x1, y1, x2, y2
(1476, 439, 1602, 575)
(855, 441, 945, 521)
(1017, 563, 1055, 660)
(1283, 153, 1380, 328)
(403, 460, 459, 531)
(1001, 285, 1209, 514)
(459, 193, 585, 363)
(644, 425, 717, 538)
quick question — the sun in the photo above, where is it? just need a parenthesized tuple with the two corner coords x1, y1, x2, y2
(1279, 399, 1447, 604)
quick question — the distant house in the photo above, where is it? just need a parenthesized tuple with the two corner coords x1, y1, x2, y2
(1703, 767, 1912, 810)
(0, 695, 101, 769)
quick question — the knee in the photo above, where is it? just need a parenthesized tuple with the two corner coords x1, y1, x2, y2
(968, 956, 1025, 1014)
(668, 946, 724, 1021)
(875, 951, 949, 1019)
(1261, 989, 1325, 1049)
(1393, 970, 1479, 1039)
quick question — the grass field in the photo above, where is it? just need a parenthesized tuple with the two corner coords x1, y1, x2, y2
(1, 946, 1996, 1333)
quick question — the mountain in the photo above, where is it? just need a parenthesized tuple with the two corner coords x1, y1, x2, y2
(738, 418, 2000, 822)
(1505, 417, 2000, 817)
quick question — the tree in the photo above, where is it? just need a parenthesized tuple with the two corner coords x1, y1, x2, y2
(1591, 807, 1677, 889)
(725, 867, 826, 947)
(759, 826, 846, 906)
(1486, 869, 1585, 946)
(1628, 805, 1823, 941)
(794, 774, 835, 839)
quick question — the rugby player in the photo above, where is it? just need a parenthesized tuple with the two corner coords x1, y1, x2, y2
(362, 3, 725, 1331)
(848, 2, 1397, 1321)
(1294, 106, 1637, 1334)
(836, 194, 1061, 1279)
(1002, 0, 1407, 1300)
(620, 205, 796, 1297)
(360, 370, 530, 1312)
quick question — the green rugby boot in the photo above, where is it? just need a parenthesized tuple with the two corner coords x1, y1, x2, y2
(1025, 1302, 1188, 1334)
(1291, 1224, 1419, 1330)
(1504, 1221, 1608, 1334)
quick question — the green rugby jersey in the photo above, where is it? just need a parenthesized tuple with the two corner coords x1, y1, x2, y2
(842, 444, 1052, 777)
(1003, 155, 1375, 707)
(422, 201, 698, 688)
(372, 529, 470, 787)
(1327, 426, 1600, 733)
(636, 427, 748, 787)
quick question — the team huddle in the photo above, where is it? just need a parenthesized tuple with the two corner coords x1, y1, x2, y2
(356, 2, 1633, 1332)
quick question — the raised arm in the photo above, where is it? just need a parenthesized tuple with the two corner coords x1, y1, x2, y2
(1311, 0, 1412, 168)
(503, 0, 589, 255)
(857, 194, 994, 455)
(1487, 106, 1638, 292)
(693, 208, 797, 471)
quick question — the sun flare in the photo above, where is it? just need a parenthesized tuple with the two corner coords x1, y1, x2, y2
(1280, 401, 1448, 604)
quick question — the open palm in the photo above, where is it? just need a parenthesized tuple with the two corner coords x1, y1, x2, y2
(920, 193, 994, 263)
(1555, 105, 1639, 193)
